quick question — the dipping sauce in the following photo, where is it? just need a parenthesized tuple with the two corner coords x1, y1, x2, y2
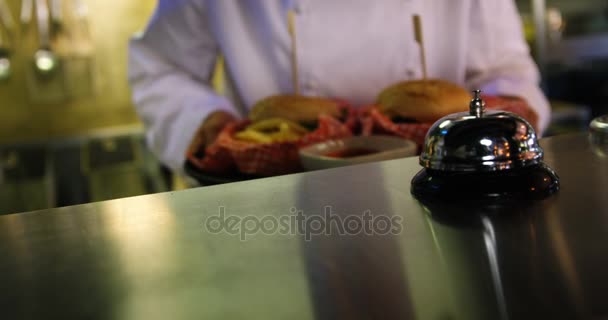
(325, 148, 379, 158)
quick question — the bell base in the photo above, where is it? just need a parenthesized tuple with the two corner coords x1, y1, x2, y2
(410, 163, 560, 203)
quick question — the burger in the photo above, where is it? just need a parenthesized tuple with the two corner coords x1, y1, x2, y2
(235, 94, 346, 143)
(376, 79, 471, 123)
(249, 95, 344, 129)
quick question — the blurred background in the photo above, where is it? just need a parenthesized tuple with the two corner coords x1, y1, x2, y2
(0, 0, 607, 214)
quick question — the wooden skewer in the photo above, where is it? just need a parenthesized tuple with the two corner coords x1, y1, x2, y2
(412, 14, 428, 79)
(287, 10, 300, 95)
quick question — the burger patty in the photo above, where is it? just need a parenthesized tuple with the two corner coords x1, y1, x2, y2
(299, 108, 349, 130)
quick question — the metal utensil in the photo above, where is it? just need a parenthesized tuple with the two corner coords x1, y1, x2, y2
(50, 0, 62, 35)
(50, 0, 62, 22)
(0, 0, 13, 81)
(0, 36, 10, 81)
(34, 0, 58, 76)
(20, 0, 33, 26)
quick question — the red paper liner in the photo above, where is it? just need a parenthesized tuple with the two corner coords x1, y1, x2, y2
(481, 95, 539, 129)
(189, 102, 356, 176)
(359, 107, 432, 147)
(359, 94, 539, 148)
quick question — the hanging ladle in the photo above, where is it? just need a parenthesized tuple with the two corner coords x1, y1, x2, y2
(0, 0, 15, 81)
(34, 0, 58, 76)
(0, 27, 11, 82)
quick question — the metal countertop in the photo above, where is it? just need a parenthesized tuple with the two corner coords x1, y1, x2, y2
(1, 133, 607, 320)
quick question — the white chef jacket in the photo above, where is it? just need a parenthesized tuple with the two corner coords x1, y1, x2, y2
(128, 0, 550, 171)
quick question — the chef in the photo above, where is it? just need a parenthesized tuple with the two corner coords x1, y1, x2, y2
(128, 0, 550, 172)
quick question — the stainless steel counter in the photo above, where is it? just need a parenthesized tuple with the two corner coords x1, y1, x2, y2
(1, 134, 607, 320)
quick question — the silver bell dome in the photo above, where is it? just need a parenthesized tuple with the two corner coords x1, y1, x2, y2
(419, 90, 543, 172)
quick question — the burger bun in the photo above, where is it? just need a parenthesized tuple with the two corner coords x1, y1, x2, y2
(377, 79, 471, 123)
(249, 95, 342, 124)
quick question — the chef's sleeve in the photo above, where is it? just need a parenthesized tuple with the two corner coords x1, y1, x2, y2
(128, 0, 238, 171)
(464, 0, 551, 134)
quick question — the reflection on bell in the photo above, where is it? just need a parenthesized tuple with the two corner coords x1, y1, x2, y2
(411, 90, 560, 202)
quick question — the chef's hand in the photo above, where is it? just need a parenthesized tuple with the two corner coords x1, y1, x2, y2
(187, 111, 237, 156)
